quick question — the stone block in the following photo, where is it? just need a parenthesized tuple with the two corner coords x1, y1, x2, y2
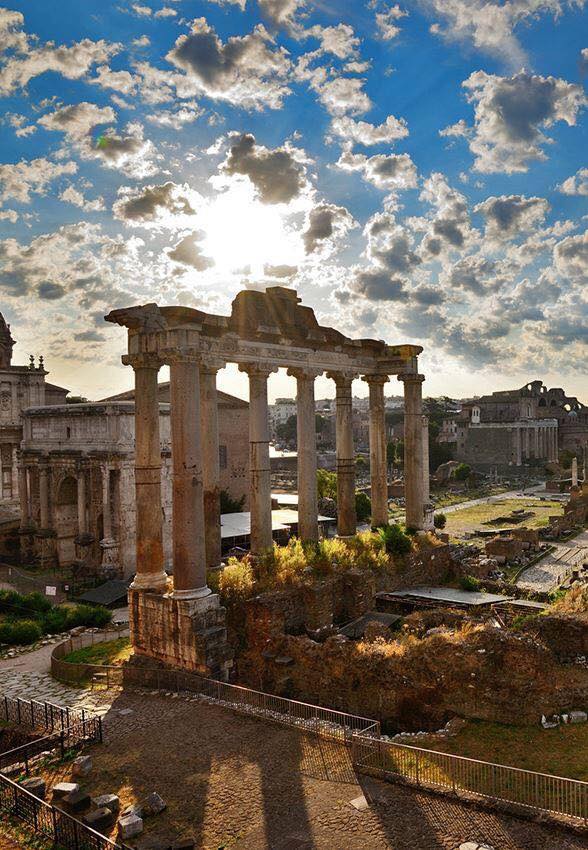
(52, 782, 79, 799)
(83, 807, 115, 832)
(72, 755, 92, 777)
(139, 791, 167, 817)
(20, 777, 45, 799)
(118, 812, 143, 839)
(62, 789, 91, 813)
(92, 793, 120, 813)
(569, 710, 587, 724)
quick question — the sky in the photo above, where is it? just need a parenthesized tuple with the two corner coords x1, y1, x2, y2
(0, 0, 586, 404)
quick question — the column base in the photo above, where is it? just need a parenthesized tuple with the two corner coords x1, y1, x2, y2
(130, 571, 169, 592)
(128, 588, 233, 677)
(169, 585, 212, 602)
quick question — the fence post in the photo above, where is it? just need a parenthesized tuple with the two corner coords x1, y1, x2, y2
(16, 698, 21, 725)
(60, 731, 65, 758)
(415, 750, 421, 786)
(4, 696, 8, 722)
(30, 700, 34, 728)
(51, 805, 58, 843)
(44, 701, 48, 730)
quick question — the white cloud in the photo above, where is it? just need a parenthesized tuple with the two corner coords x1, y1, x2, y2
(559, 167, 588, 196)
(475, 194, 550, 240)
(0, 158, 77, 205)
(302, 203, 355, 254)
(457, 70, 587, 173)
(90, 65, 139, 96)
(329, 114, 409, 146)
(38, 101, 116, 140)
(336, 149, 418, 190)
(220, 133, 310, 204)
(418, 1, 585, 67)
(59, 185, 105, 212)
(375, 5, 408, 41)
(166, 17, 292, 110)
(316, 76, 372, 116)
(113, 181, 199, 229)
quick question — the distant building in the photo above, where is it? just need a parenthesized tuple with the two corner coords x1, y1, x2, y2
(269, 397, 297, 439)
(0, 312, 68, 504)
(443, 381, 587, 470)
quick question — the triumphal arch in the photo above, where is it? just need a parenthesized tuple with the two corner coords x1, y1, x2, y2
(106, 287, 430, 675)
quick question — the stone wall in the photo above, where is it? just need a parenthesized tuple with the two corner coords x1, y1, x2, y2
(255, 625, 588, 730)
(523, 613, 588, 660)
(129, 588, 233, 677)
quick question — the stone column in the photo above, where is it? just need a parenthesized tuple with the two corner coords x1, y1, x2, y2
(327, 371, 357, 536)
(131, 355, 167, 592)
(534, 426, 539, 459)
(200, 360, 224, 570)
(362, 374, 389, 528)
(288, 368, 321, 543)
(77, 463, 87, 536)
(398, 373, 426, 530)
(240, 365, 274, 554)
(170, 357, 209, 599)
(422, 414, 430, 502)
(38, 461, 50, 531)
(17, 461, 30, 530)
(99, 462, 120, 572)
(515, 427, 522, 466)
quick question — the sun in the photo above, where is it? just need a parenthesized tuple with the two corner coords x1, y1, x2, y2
(201, 180, 303, 276)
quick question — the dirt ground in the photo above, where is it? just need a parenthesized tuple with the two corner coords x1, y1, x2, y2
(22, 689, 588, 850)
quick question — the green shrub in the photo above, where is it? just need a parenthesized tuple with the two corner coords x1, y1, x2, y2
(21, 592, 52, 615)
(0, 619, 42, 646)
(317, 469, 337, 500)
(355, 492, 372, 523)
(452, 463, 471, 482)
(434, 513, 447, 529)
(65, 605, 112, 629)
(378, 524, 412, 556)
(43, 608, 69, 633)
(459, 575, 481, 592)
(218, 557, 255, 602)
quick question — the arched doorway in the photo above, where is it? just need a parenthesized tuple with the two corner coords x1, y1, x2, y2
(54, 475, 78, 565)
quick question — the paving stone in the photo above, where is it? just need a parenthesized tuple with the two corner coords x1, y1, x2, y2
(20, 777, 46, 799)
(52, 782, 79, 799)
(83, 807, 115, 831)
(118, 812, 143, 839)
(92, 793, 120, 813)
(61, 789, 91, 813)
(349, 794, 369, 811)
(72, 755, 92, 777)
(171, 839, 196, 849)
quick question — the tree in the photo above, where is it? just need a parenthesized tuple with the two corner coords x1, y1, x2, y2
(276, 414, 297, 443)
(220, 490, 245, 513)
(316, 468, 337, 500)
(434, 513, 447, 529)
(355, 491, 371, 522)
(452, 463, 471, 482)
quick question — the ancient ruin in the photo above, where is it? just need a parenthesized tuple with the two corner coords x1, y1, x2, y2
(106, 286, 431, 674)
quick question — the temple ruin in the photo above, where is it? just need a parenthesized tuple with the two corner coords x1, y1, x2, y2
(106, 286, 430, 675)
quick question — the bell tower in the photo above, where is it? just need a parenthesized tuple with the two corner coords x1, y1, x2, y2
(0, 313, 15, 370)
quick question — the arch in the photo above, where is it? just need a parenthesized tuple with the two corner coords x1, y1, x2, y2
(56, 475, 77, 505)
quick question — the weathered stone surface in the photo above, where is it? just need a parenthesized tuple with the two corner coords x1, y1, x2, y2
(72, 755, 92, 777)
(118, 812, 143, 839)
(20, 777, 45, 799)
(139, 790, 167, 817)
(83, 807, 114, 831)
(569, 710, 587, 723)
(52, 781, 79, 799)
(61, 789, 91, 813)
(171, 839, 196, 849)
(92, 793, 120, 813)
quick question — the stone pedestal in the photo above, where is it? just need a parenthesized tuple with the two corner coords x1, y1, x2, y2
(100, 537, 121, 578)
(34, 529, 57, 569)
(128, 589, 233, 677)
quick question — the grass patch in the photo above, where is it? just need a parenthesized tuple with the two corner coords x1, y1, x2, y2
(63, 637, 132, 667)
(410, 719, 588, 782)
(443, 498, 563, 540)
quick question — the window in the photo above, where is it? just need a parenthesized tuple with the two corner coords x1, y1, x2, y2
(66, 427, 71, 439)
(219, 445, 227, 469)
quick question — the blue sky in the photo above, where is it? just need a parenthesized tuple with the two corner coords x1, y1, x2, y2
(0, 0, 586, 402)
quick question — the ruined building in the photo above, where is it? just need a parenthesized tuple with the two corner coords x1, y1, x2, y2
(0, 312, 68, 503)
(439, 380, 587, 471)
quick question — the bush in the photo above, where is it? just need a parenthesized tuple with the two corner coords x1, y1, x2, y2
(459, 575, 481, 592)
(434, 513, 447, 529)
(65, 604, 112, 629)
(451, 463, 471, 482)
(220, 489, 245, 513)
(317, 469, 337, 501)
(218, 557, 255, 602)
(0, 619, 43, 646)
(43, 608, 69, 633)
(378, 524, 412, 556)
(259, 538, 309, 588)
(355, 492, 372, 523)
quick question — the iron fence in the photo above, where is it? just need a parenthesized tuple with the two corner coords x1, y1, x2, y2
(2, 693, 91, 732)
(351, 735, 588, 822)
(0, 773, 130, 850)
(122, 663, 381, 743)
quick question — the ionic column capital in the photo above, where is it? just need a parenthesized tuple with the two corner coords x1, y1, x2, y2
(124, 353, 162, 371)
(287, 367, 323, 382)
(397, 373, 425, 385)
(362, 374, 389, 387)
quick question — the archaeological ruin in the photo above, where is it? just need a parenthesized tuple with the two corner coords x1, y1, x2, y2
(105, 286, 432, 675)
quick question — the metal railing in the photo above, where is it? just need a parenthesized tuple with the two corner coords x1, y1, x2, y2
(0, 693, 126, 850)
(122, 664, 381, 743)
(352, 735, 588, 822)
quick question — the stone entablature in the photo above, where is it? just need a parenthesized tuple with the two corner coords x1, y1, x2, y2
(106, 287, 430, 676)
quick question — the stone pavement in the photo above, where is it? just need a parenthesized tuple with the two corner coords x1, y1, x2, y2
(517, 529, 588, 592)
